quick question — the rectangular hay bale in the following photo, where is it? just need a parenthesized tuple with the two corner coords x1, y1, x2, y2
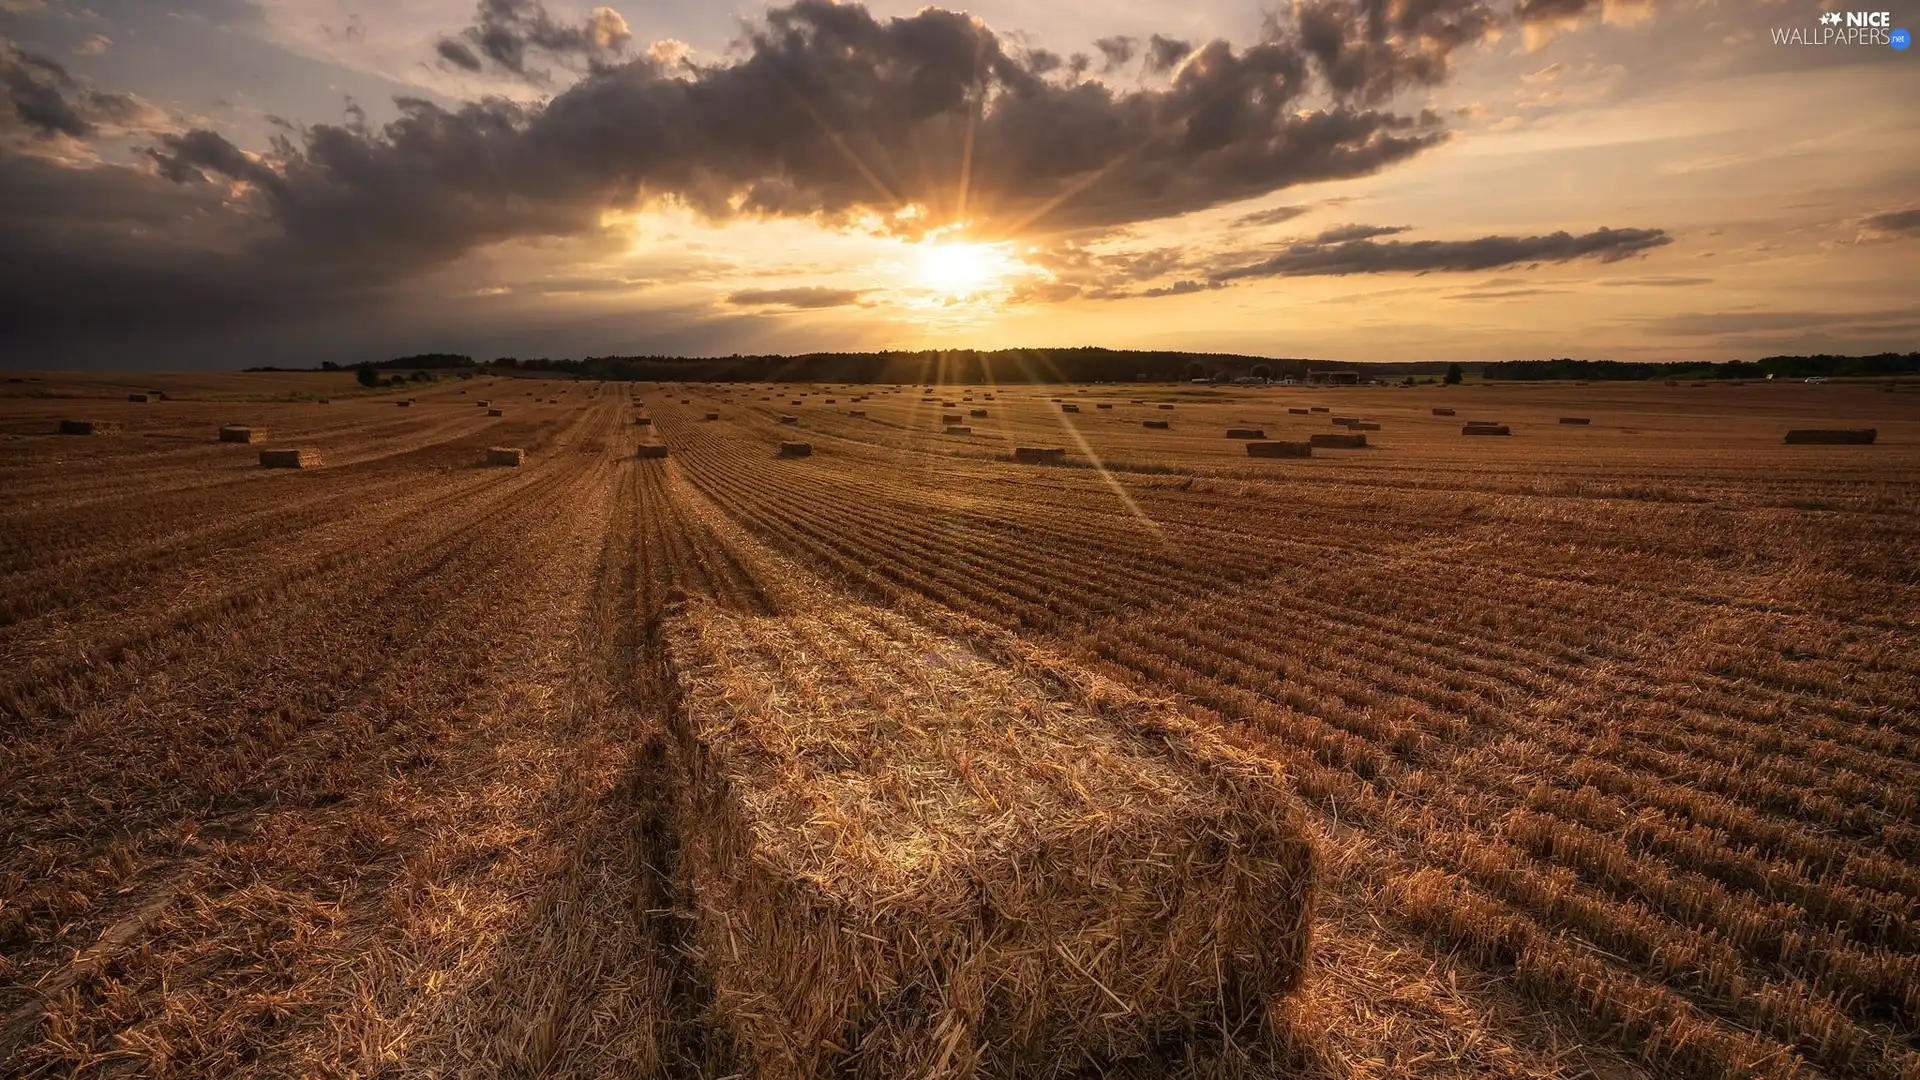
(1225, 428, 1266, 439)
(944, 425, 973, 435)
(667, 607, 1315, 1080)
(1143, 419, 1170, 429)
(942, 412, 964, 423)
(486, 446, 525, 466)
(1288, 408, 1310, 415)
(127, 393, 150, 403)
(970, 408, 988, 418)
(1462, 423, 1510, 436)
(707, 412, 721, 420)
(1060, 404, 1080, 412)
(1784, 428, 1876, 444)
(637, 444, 670, 459)
(779, 414, 800, 424)
(488, 408, 504, 416)
(778, 441, 813, 457)
(1558, 417, 1591, 425)
(259, 448, 320, 468)
(218, 425, 265, 444)
(1432, 408, 1455, 416)
(1013, 446, 1066, 464)
(58, 419, 119, 435)
(1309, 432, 1367, 448)
(1246, 440, 1312, 458)
(635, 417, 654, 426)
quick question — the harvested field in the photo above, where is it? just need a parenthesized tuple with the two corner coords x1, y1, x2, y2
(3, 377, 1919, 1080)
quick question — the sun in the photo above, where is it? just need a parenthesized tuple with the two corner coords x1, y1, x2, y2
(913, 240, 1010, 298)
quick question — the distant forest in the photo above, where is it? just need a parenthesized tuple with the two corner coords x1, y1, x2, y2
(247, 350, 1920, 383)
(1481, 353, 1920, 382)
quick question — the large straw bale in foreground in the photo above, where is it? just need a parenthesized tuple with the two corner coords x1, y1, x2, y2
(666, 604, 1315, 1080)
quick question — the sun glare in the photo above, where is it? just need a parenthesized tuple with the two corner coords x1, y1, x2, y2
(913, 240, 1009, 298)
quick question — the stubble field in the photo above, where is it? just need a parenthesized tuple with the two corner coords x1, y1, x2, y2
(2, 373, 1916, 1079)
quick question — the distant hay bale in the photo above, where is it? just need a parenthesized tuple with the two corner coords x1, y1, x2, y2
(1462, 423, 1511, 436)
(128, 393, 150, 403)
(637, 444, 670, 459)
(1225, 428, 1266, 439)
(1013, 446, 1067, 464)
(218, 425, 265, 444)
(58, 419, 119, 435)
(848, 410, 866, 417)
(259, 448, 321, 468)
(1432, 408, 1456, 416)
(1246, 440, 1312, 458)
(778, 441, 813, 457)
(1309, 406, 1330, 413)
(942, 412, 964, 423)
(1157, 403, 1175, 410)
(1096, 403, 1114, 409)
(486, 446, 526, 466)
(1352, 422, 1381, 431)
(148, 389, 169, 400)
(488, 409, 504, 416)
(398, 400, 413, 407)
(1288, 407, 1310, 415)
(1331, 416, 1359, 426)
(317, 398, 332, 404)
(1665, 380, 1680, 386)
(970, 408, 988, 417)
(825, 398, 837, 404)
(1061, 403, 1081, 412)
(1784, 428, 1876, 444)
(779, 414, 800, 424)
(667, 609, 1315, 1080)
(1143, 420, 1170, 429)
(706, 412, 721, 420)
(944, 425, 973, 435)
(1559, 417, 1591, 425)
(1309, 432, 1367, 448)
(682, 398, 692, 404)
(635, 417, 654, 426)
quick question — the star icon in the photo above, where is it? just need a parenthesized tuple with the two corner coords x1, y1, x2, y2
(1819, 11, 1839, 24)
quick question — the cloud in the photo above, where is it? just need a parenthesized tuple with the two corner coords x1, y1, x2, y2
(1643, 309, 1918, 337)
(1, 37, 165, 142)
(1310, 223, 1410, 243)
(1598, 275, 1712, 287)
(1213, 226, 1671, 280)
(726, 286, 869, 309)
(1139, 278, 1221, 297)
(1232, 203, 1311, 228)
(71, 35, 110, 57)
(1862, 208, 1920, 236)
(436, 0, 633, 81)
(1448, 286, 1568, 299)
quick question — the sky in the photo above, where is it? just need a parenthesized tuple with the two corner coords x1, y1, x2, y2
(0, 0, 1915, 369)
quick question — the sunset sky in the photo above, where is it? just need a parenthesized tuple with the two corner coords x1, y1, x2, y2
(1, 0, 1915, 369)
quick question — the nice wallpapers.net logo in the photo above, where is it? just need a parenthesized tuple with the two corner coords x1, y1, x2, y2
(1771, 9, 1911, 47)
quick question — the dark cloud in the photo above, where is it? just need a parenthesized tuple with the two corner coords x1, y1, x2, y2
(436, 0, 633, 81)
(726, 286, 869, 309)
(1213, 226, 1671, 280)
(1140, 278, 1221, 297)
(1310, 222, 1409, 242)
(1598, 275, 1712, 287)
(1232, 203, 1311, 228)
(1, 37, 167, 142)
(1862, 208, 1920, 235)
(1145, 34, 1193, 74)
(1448, 286, 1567, 299)
(1094, 36, 1137, 71)
(1281, 0, 1499, 105)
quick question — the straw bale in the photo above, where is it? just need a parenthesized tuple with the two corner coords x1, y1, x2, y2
(1351, 422, 1380, 431)
(1246, 440, 1312, 458)
(488, 409, 504, 416)
(1013, 446, 1066, 464)
(1558, 417, 1591, 425)
(1461, 423, 1510, 436)
(944, 425, 973, 435)
(636, 417, 654, 426)
(218, 425, 265, 444)
(637, 444, 671, 459)
(1143, 420, 1170, 429)
(970, 408, 988, 417)
(58, 419, 119, 435)
(683, 398, 693, 404)
(1432, 408, 1455, 417)
(1225, 428, 1266, 439)
(707, 412, 722, 420)
(1784, 429, 1876, 444)
(942, 412, 964, 424)
(1096, 403, 1114, 409)
(1309, 433, 1366, 448)
(259, 448, 320, 468)
(849, 410, 866, 417)
(1157, 404, 1174, 410)
(1288, 408, 1310, 415)
(667, 605, 1315, 1080)
(1331, 416, 1358, 426)
(1309, 406, 1329, 413)
(1061, 404, 1080, 412)
(127, 393, 150, 403)
(780, 415, 801, 424)
(778, 441, 814, 457)
(486, 446, 526, 466)
(317, 398, 332, 404)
